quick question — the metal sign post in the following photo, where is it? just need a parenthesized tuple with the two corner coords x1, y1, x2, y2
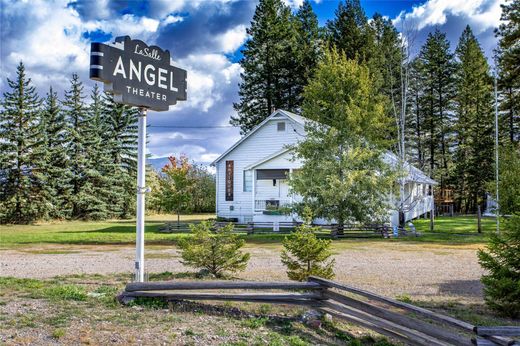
(89, 36, 187, 282)
(135, 107, 147, 281)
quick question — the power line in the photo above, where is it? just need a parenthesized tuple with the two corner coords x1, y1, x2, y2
(148, 125, 235, 129)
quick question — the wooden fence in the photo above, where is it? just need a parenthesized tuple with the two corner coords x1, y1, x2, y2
(119, 276, 519, 345)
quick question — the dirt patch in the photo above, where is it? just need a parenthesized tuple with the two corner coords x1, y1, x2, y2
(0, 241, 485, 304)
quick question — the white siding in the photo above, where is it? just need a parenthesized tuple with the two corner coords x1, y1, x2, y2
(215, 117, 304, 222)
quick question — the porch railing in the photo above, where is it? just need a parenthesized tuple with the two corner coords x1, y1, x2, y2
(254, 199, 292, 212)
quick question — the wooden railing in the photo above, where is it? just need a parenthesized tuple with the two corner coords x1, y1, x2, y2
(119, 276, 519, 346)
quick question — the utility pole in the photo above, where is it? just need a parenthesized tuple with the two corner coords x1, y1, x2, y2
(494, 75, 500, 234)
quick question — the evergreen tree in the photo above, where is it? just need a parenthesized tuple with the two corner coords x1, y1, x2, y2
(281, 207, 335, 281)
(178, 221, 250, 278)
(325, 0, 375, 64)
(102, 92, 138, 217)
(231, 0, 297, 134)
(41, 87, 73, 219)
(415, 30, 456, 189)
(370, 13, 406, 152)
(77, 85, 117, 220)
(453, 26, 494, 213)
(406, 59, 427, 170)
(289, 48, 395, 231)
(0, 62, 46, 223)
(291, 0, 321, 108)
(62, 74, 93, 219)
(478, 215, 520, 318)
(495, 0, 519, 145)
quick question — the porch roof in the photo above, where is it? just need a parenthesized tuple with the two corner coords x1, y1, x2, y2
(243, 148, 292, 170)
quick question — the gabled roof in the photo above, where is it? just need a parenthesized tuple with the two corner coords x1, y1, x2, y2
(243, 147, 292, 170)
(210, 110, 306, 166)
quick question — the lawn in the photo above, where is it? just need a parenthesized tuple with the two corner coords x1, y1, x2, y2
(0, 215, 501, 248)
(0, 214, 213, 248)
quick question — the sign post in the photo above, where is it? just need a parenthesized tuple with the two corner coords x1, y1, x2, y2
(135, 107, 147, 282)
(90, 36, 187, 282)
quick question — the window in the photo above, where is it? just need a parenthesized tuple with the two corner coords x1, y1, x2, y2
(243, 170, 252, 192)
(277, 122, 286, 132)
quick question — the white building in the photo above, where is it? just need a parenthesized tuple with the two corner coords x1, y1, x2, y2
(211, 110, 436, 226)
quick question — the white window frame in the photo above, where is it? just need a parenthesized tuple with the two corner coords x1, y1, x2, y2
(243, 170, 252, 192)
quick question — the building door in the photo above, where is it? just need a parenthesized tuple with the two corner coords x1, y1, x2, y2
(279, 179, 289, 199)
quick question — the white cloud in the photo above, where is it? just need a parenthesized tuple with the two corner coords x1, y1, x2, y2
(393, 0, 502, 33)
(217, 25, 248, 53)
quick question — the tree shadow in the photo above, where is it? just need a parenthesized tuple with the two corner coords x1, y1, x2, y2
(436, 279, 483, 298)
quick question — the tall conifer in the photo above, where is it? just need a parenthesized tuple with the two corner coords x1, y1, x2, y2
(102, 92, 139, 217)
(415, 30, 456, 188)
(495, 0, 519, 145)
(41, 87, 73, 218)
(231, 0, 297, 133)
(454, 26, 494, 213)
(0, 62, 45, 223)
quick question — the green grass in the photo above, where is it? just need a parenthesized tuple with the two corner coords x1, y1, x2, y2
(0, 214, 213, 247)
(0, 215, 499, 249)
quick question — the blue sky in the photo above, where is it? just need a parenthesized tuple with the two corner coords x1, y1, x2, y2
(0, 0, 504, 168)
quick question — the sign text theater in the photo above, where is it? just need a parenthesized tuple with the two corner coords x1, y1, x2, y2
(90, 36, 187, 111)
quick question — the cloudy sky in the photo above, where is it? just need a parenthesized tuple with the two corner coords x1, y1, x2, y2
(0, 0, 504, 167)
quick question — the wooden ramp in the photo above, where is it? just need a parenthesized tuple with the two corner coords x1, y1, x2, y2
(119, 276, 520, 346)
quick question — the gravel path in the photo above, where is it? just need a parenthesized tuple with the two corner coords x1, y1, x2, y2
(0, 241, 485, 303)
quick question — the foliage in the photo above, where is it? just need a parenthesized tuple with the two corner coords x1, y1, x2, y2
(231, 0, 320, 133)
(289, 47, 396, 227)
(0, 62, 46, 223)
(159, 155, 195, 223)
(453, 25, 494, 213)
(325, 0, 374, 64)
(178, 221, 250, 278)
(495, 146, 520, 215)
(281, 208, 335, 281)
(495, 0, 519, 146)
(413, 29, 456, 191)
(478, 215, 520, 318)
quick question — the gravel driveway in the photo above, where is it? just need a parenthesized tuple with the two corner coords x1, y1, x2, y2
(0, 241, 485, 303)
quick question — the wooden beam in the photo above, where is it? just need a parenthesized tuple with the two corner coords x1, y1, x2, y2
(475, 327, 520, 337)
(309, 276, 474, 332)
(121, 291, 323, 304)
(125, 280, 322, 292)
(319, 301, 450, 346)
(324, 290, 469, 345)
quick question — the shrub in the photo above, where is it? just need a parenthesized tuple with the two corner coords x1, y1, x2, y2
(281, 208, 335, 281)
(178, 221, 250, 278)
(478, 215, 520, 318)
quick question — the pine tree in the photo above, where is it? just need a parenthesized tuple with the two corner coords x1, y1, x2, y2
(41, 87, 73, 219)
(0, 62, 45, 223)
(77, 84, 116, 220)
(231, 0, 298, 134)
(370, 13, 406, 152)
(289, 48, 395, 231)
(453, 26, 495, 213)
(291, 0, 321, 108)
(415, 30, 456, 189)
(406, 59, 427, 170)
(62, 74, 93, 219)
(478, 215, 520, 318)
(102, 92, 138, 217)
(495, 0, 519, 145)
(281, 207, 335, 281)
(178, 221, 250, 278)
(325, 0, 375, 64)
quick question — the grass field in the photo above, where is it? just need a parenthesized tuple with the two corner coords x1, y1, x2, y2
(0, 214, 500, 248)
(1, 214, 517, 345)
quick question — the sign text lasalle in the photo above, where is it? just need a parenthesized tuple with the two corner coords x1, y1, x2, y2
(90, 36, 187, 112)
